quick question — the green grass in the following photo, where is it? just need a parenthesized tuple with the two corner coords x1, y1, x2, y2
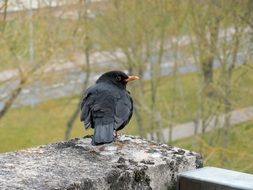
(0, 97, 82, 152)
(173, 121, 253, 174)
(0, 94, 139, 153)
(125, 65, 253, 135)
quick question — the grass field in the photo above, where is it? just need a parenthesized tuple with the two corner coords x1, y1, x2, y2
(0, 65, 253, 170)
(1, 95, 252, 174)
(173, 121, 253, 173)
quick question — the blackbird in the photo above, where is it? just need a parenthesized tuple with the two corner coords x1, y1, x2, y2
(80, 71, 139, 145)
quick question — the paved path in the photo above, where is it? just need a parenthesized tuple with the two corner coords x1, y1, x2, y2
(147, 106, 253, 142)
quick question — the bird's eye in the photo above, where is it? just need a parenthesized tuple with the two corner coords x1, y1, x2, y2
(116, 76, 121, 81)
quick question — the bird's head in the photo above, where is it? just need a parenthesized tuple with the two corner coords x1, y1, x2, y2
(96, 71, 139, 89)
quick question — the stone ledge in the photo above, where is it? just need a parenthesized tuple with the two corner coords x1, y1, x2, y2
(0, 135, 202, 190)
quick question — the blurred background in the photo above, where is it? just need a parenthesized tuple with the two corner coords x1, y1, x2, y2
(0, 0, 252, 173)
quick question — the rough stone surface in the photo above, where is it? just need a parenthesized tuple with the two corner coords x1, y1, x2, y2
(0, 135, 202, 190)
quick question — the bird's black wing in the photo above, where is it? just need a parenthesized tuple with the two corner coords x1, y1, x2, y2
(81, 84, 133, 144)
(80, 84, 119, 144)
(114, 92, 133, 131)
(80, 84, 118, 129)
(80, 86, 97, 129)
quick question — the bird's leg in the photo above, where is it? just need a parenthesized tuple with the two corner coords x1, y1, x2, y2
(116, 131, 122, 138)
(113, 130, 121, 138)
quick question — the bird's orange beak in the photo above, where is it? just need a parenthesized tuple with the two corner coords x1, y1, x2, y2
(125, 75, 140, 82)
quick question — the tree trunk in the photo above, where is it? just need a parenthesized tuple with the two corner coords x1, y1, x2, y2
(133, 105, 144, 137)
(65, 0, 91, 140)
(149, 17, 165, 139)
(221, 25, 240, 164)
(0, 0, 8, 31)
(0, 78, 26, 120)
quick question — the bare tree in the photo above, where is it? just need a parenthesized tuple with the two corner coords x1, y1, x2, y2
(65, 0, 91, 140)
(188, 0, 222, 138)
(186, 0, 250, 160)
(0, 1, 71, 120)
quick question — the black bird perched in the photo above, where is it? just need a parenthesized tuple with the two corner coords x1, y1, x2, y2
(80, 71, 139, 145)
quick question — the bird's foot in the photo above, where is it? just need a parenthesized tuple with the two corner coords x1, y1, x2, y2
(113, 131, 121, 139)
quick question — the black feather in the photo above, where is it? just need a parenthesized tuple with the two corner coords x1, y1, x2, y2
(80, 71, 134, 145)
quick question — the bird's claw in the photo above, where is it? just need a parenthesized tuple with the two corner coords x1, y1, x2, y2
(113, 130, 121, 139)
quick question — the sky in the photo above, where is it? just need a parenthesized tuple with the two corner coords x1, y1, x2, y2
(1, 0, 67, 12)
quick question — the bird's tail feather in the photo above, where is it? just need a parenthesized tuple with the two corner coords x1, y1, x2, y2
(92, 123, 114, 145)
